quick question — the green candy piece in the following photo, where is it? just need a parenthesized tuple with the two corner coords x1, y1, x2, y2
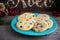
(30, 16, 32, 18)
(20, 21, 22, 24)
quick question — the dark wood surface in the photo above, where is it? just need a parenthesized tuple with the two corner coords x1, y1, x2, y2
(0, 15, 60, 40)
(0, 0, 60, 40)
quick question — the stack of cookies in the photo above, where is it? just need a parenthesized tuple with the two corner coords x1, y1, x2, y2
(16, 12, 53, 32)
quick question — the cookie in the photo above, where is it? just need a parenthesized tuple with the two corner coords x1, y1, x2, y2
(17, 12, 38, 31)
(36, 14, 53, 29)
(32, 19, 48, 32)
(39, 14, 49, 19)
(18, 12, 39, 21)
(16, 19, 35, 31)
(37, 14, 53, 29)
(18, 12, 33, 21)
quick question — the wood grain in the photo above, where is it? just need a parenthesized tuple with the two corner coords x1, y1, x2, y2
(0, 16, 60, 40)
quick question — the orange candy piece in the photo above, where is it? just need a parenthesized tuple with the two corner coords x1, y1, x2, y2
(27, 26, 30, 28)
(25, 22, 27, 24)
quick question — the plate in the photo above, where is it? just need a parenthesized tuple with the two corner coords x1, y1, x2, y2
(11, 13, 58, 36)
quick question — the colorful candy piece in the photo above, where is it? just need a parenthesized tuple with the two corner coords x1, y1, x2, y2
(34, 13, 39, 17)
(30, 22, 33, 25)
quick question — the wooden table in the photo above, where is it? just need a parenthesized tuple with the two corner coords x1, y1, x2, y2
(0, 16, 60, 40)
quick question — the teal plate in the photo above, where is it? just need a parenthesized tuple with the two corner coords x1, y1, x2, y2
(11, 13, 58, 36)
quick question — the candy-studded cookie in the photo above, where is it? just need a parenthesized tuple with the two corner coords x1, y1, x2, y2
(16, 18, 35, 31)
(18, 12, 39, 21)
(18, 12, 33, 21)
(17, 12, 39, 31)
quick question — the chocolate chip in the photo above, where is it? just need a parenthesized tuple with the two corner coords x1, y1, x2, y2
(40, 25, 43, 27)
(20, 26, 23, 28)
(37, 23, 39, 25)
(26, 19, 29, 21)
(33, 15, 35, 17)
(45, 20, 47, 22)
(36, 27, 38, 29)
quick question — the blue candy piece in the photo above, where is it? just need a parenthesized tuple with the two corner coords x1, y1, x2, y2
(34, 13, 39, 17)
(30, 22, 33, 25)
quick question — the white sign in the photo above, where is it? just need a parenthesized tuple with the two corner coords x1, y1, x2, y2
(7, 0, 54, 8)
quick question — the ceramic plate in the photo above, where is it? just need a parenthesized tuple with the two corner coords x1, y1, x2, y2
(11, 13, 58, 36)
